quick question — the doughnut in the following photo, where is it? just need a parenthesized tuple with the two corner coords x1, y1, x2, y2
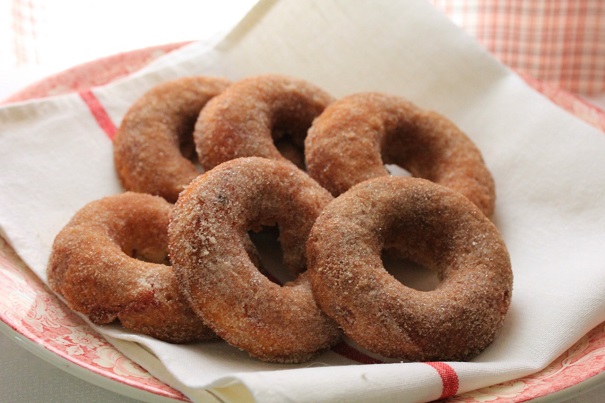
(113, 76, 231, 203)
(305, 92, 496, 217)
(48, 192, 215, 343)
(306, 176, 512, 361)
(194, 74, 334, 171)
(168, 157, 341, 363)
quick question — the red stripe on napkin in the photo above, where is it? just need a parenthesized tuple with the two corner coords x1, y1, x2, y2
(79, 90, 117, 139)
(425, 361, 459, 398)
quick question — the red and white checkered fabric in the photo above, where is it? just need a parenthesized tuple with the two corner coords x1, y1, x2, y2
(11, 0, 43, 66)
(431, 0, 605, 95)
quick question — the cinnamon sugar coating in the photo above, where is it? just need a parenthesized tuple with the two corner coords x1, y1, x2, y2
(305, 92, 496, 217)
(194, 74, 334, 171)
(48, 192, 215, 343)
(307, 177, 512, 361)
(168, 157, 341, 363)
(113, 76, 230, 202)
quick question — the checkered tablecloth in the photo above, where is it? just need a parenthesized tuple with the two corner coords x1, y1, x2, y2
(431, 0, 605, 96)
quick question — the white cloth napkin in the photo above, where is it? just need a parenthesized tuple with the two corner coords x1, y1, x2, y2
(1, 0, 605, 402)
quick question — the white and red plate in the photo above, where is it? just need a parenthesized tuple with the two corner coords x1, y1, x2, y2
(1, 43, 604, 402)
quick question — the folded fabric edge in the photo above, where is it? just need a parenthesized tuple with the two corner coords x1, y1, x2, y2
(106, 336, 232, 403)
(215, 0, 278, 51)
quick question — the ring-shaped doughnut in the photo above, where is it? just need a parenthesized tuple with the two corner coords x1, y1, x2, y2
(307, 176, 512, 361)
(305, 92, 496, 217)
(194, 74, 334, 171)
(113, 76, 230, 202)
(48, 192, 215, 343)
(168, 157, 341, 363)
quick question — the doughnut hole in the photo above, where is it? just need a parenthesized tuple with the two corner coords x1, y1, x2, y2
(381, 250, 439, 292)
(114, 208, 171, 266)
(177, 112, 200, 163)
(271, 103, 316, 170)
(121, 229, 170, 266)
(275, 136, 305, 170)
(384, 163, 412, 178)
(248, 226, 297, 285)
(128, 247, 170, 265)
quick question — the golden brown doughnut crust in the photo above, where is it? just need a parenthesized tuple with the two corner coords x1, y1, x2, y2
(194, 74, 334, 171)
(168, 157, 341, 363)
(305, 92, 496, 217)
(48, 192, 215, 343)
(113, 76, 230, 203)
(307, 176, 512, 361)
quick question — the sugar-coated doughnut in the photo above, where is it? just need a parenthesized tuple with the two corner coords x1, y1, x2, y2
(305, 92, 496, 217)
(113, 76, 230, 203)
(194, 74, 334, 170)
(168, 157, 341, 363)
(307, 176, 512, 361)
(48, 192, 215, 343)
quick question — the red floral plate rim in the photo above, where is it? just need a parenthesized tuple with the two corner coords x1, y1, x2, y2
(1, 43, 604, 402)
